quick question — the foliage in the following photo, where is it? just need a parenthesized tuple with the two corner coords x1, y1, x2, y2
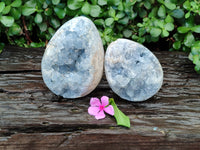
(0, 0, 200, 72)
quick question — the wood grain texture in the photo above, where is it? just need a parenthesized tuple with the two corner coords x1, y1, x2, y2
(0, 46, 200, 150)
(0, 46, 43, 72)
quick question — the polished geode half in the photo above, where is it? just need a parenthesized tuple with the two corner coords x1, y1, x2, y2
(41, 16, 104, 98)
(105, 39, 163, 102)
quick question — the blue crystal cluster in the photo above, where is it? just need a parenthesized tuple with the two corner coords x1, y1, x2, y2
(41, 17, 104, 98)
(105, 39, 163, 102)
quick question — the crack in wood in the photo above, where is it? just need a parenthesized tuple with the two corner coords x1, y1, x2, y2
(0, 124, 115, 137)
(0, 70, 41, 74)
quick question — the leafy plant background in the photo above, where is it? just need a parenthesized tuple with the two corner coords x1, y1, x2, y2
(0, 0, 200, 73)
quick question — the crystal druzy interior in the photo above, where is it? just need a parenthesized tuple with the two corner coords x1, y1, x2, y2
(105, 39, 163, 102)
(41, 17, 104, 98)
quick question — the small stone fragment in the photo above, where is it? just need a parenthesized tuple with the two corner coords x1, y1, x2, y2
(105, 39, 163, 102)
(41, 16, 104, 98)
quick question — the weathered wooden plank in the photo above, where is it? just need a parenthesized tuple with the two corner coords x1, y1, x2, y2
(0, 46, 200, 149)
(0, 131, 200, 150)
(0, 72, 47, 93)
(1, 90, 200, 137)
(0, 46, 43, 72)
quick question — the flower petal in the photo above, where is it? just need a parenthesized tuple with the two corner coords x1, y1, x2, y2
(104, 105, 114, 116)
(101, 96, 109, 106)
(88, 106, 100, 116)
(95, 110, 106, 120)
(90, 97, 101, 107)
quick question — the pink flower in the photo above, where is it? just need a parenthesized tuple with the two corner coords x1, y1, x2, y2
(88, 96, 114, 120)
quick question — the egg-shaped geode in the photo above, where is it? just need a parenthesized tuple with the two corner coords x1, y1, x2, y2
(105, 39, 163, 102)
(41, 16, 104, 98)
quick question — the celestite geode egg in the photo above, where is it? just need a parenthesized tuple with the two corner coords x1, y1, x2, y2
(41, 16, 104, 98)
(105, 39, 163, 102)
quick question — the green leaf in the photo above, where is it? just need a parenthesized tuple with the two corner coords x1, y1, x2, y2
(139, 9, 147, 18)
(30, 42, 45, 48)
(184, 32, 195, 47)
(108, 7, 116, 17)
(138, 37, 145, 43)
(44, 8, 53, 16)
(43, 2, 48, 9)
(132, 35, 138, 40)
(107, 0, 121, 6)
(81, 2, 91, 15)
(185, 16, 194, 27)
(137, 23, 143, 27)
(185, 12, 190, 19)
(118, 2, 123, 11)
(91, 0, 98, 5)
(188, 52, 193, 61)
(2, 6, 11, 15)
(191, 44, 200, 55)
(193, 55, 200, 65)
(48, 27, 55, 36)
(109, 98, 130, 128)
(10, 8, 21, 20)
(0, 2, 5, 13)
(177, 26, 191, 33)
(116, 12, 125, 19)
(34, 13, 43, 24)
(104, 35, 111, 42)
(158, 5, 166, 18)
(104, 28, 112, 35)
(67, 0, 84, 10)
(105, 18, 114, 26)
(127, 0, 136, 5)
(24, 0, 37, 7)
(150, 27, 162, 37)
(154, 19, 164, 28)
(123, 29, 132, 38)
(8, 23, 21, 36)
(195, 65, 200, 74)
(11, 0, 22, 7)
(171, 9, 184, 19)
(149, 7, 158, 18)
(54, 7, 65, 19)
(173, 33, 184, 41)
(164, 23, 174, 31)
(94, 19, 104, 26)
(173, 41, 181, 50)
(118, 17, 129, 25)
(98, 0, 107, 6)
(90, 5, 101, 17)
(139, 28, 146, 36)
(38, 22, 47, 32)
(161, 29, 169, 37)
(144, 1, 151, 9)
(50, 18, 60, 29)
(0, 16, 14, 27)
(0, 42, 5, 54)
(190, 1, 197, 8)
(191, 25, 200, 33)
(151, 36, 159, 42)
(157, 0, 164, 3)
(65, 7, 77, 16)
(164, 0, 176, 10)
(193, 41, 200, 48)
(52, 0, 60, 5)
(183, 1, 190, 10)
(165, 15, 174, 23)
(22, 6, 36, 16)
